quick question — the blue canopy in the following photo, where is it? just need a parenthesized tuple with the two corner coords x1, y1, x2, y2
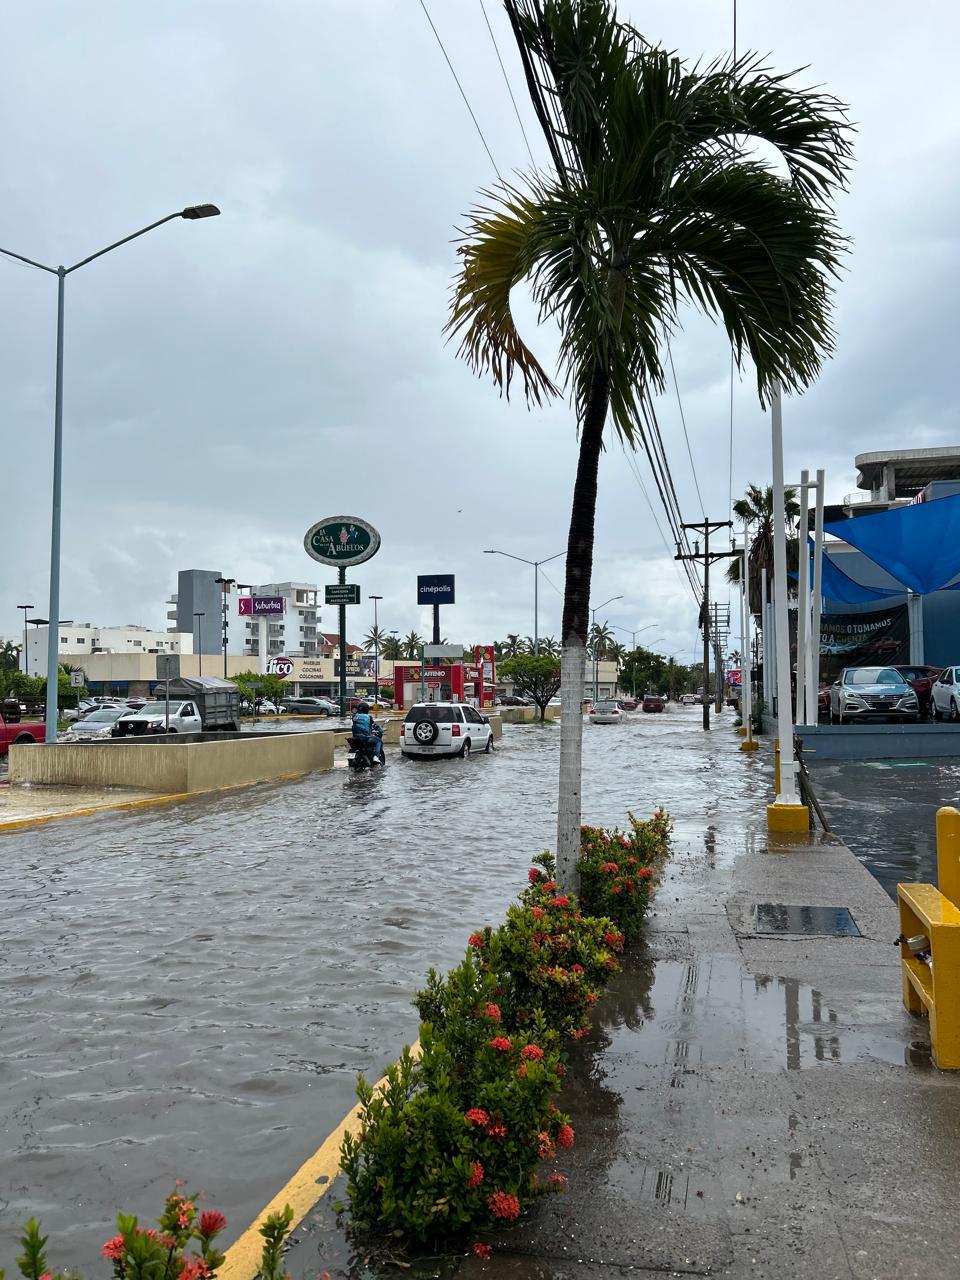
(818, 547, 902, 604)
(823, 494, 960, 594)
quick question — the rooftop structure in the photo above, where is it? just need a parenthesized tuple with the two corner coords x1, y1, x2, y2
(855, 446, 960, 503)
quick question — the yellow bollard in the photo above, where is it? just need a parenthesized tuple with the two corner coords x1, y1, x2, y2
(937, 806, 960, 910)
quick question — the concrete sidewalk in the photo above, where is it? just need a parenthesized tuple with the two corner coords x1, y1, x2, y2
(460, 795, 960, 1278)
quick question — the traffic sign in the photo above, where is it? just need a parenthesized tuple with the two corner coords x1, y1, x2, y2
(69, 671, 84, 687)
(325, 583, 361, 606)
(304, 516, 381, 568)
(156, 654, 180, 680)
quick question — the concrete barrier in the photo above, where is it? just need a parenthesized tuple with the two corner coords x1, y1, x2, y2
(9, 730, 335, 794)
(797, 722, 960, 762)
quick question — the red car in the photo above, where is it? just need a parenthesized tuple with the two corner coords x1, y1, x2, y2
(618, 697, 638, 711)
(642, 693, 665, 713)
(890, 665, 942, 714)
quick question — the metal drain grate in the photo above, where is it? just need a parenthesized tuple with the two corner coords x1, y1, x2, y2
(753, 903, 861, 937)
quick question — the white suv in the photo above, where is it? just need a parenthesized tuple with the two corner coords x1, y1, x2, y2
(402, 703, 493, 759)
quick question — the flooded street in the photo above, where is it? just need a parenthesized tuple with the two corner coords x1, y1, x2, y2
(1, 709, 760, 1267)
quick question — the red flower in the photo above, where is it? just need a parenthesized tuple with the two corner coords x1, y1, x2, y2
(541, 880, 557, 892)
(570, 1027, 589, 1040)
(548, 1173, 568, 1190)
(620, 835, 630, 846)
(467, 1160, 485, 1189)
(465, 1107, 490, 1126)
(586, 992, 597, 1005)
(516, 1062, 528, 1077)
(528, 867, 542, 882)
(604, 956, 618, 970)
(638, 866, 653, 880)
(556, 1123, 575, 1149)
(487, 1191, 521, 1221)
(570, 963, 584, 974)
(197, 1211, 227, 1239)
(603, 931, 624, 949)
(178, 1260, 210, 1280)
(611, 885, 622, 895)
(530, 906, 545, 921)
(482, 1002, 502, 1022)
(469, 932, 485, 948)
(599, 862, 619, 874)
(489, 1036, 512, 1052)
(521, 1043, 544, 1061)
(548, 895, 572, 908)
(537, 1131, 556, 1159)
(102, 1236, 126, 1261)
(471, 1241, 492, 1259)
(486, 1120, 507, 1141)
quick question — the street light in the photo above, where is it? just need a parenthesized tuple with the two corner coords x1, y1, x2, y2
(0, 203, 221, 742)
(369, 595, 383, 699)
(193, 612, 205, 677)
(611, 623, 658, 698)
(17, 604, 33, 675)
(590, 594, 624, 703)
(214, 577, 235, 677)
(483, 548, 565, 654)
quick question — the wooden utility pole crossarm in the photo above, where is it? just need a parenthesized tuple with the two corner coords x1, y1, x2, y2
(677, 519, 737, 730)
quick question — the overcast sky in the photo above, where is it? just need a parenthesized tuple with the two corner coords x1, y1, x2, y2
(3, 1, 957, 665)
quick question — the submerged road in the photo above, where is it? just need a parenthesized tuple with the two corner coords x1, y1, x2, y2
(1, 710, 763, 1268)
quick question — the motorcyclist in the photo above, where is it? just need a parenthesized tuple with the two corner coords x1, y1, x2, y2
(350, 702, 385, 765)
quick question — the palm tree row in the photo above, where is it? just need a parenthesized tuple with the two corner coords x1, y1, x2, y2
(726, 483, 802, 617)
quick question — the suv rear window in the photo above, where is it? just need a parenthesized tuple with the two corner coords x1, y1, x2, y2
(405, 706, 462, 723)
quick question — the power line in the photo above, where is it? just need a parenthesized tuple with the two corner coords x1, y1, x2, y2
(479, 0, 537, 167)
(667, 344, 706, 519)
(419, 0, 503, 182)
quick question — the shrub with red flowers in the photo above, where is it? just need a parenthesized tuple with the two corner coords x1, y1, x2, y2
(577, 810, 671, 937)
(341, 811, 671, 1254)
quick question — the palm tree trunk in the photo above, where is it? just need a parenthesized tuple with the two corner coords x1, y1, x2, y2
(557, 364, 610, 891)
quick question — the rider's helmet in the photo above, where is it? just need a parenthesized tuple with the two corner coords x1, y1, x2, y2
(357, 702, 370, 714)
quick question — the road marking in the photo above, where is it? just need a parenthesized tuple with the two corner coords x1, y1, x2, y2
(0, 772, 309, 834)
(219, 1041, 421, 1280)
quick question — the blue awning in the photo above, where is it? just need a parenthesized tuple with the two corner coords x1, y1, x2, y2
(819, 547, 902, 604)
(823, 494, 960, 594)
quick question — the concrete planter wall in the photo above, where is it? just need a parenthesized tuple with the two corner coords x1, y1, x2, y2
(9, 730, 335, 794)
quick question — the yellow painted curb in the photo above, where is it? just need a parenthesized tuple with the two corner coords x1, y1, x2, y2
(219, 1041, 422, 1280)
(0, 772, 308, 835)
(739, 739, 760, 753)
(767, 802, 809, 833)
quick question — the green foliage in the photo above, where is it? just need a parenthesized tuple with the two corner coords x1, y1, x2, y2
(229, 671, 287, 710)
(498, 655, 561, 720)
(377, 685, 395, 701)
(0, 640, 21, 674)
(578, 811, 672, 938)
(257, 1205, 294, 1280)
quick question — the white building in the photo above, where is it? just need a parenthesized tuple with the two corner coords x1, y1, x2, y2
(166, 571, 321, 663)
(25, 623, 193, 678)
(243, 582, 320, 660)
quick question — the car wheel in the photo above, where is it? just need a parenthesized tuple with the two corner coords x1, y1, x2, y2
(485, 733, 493, 753)
(460, 739, 471, 759)
(838, 711, 846, 726)
(413, 720, 439, 745)
(933, 702, 942, 721)
(952, 699, 960, 724)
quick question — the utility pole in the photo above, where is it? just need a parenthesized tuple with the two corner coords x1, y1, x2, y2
(677, 519, 735, 730)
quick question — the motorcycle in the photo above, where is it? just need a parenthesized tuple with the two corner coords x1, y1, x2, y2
(347, 728, 385, 771)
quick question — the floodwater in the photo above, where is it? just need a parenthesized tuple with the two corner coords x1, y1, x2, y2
(808, 756, 960, 898)
(0, 709, 755, 1269)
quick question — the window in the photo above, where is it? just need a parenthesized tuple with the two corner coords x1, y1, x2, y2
(943, 670, 954, 686)
(465, 707, 484, 724)
(405, 705, 462, 723)
(76, 638, 85, 644)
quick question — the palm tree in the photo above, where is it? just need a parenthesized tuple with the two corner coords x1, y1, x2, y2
(448, 0, 850, 887)
(726, 483, 801, 615)
(402, 631, 423, 660)
(539, 636, 560, 658)
(503, 634, 523, 658)
(0, 640, 21, 673)
(382, 635, 403, 661)
(363, 624, 386, 653)
(607, 641, 627, 666)
(589, 622, 614, 658)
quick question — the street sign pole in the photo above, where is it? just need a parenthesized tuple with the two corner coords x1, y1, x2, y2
(420, 645, 426, 704)
(432, 603, 440, 645)
(339, 566, 348, 715)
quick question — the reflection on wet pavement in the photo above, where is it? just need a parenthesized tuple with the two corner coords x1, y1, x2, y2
(1, 709, 744, 1270)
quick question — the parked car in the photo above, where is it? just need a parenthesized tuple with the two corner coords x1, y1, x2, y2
(890, 664, 942, 715)
(498, 694, 530, 707)
(401, 702, 493, 758)
(59, 705, 134, 741)
(589, 699, 623, 724)
(642, 693, 665, 713)
(113, 699, 203, 735)
(282, 696, 339, 716)
(0, 703, 45, 754)
(61, 698, 101, 722)
(931, 666, 960, 722)
(618, 697, 638, 711)
(680, 693, 697, 706)
(828, 667, 919, 724)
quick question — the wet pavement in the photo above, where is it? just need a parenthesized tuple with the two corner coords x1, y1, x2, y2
(810, 756, 960, 897)
(1, 707, 725, 1270)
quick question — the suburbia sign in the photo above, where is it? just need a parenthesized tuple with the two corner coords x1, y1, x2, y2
(238, 596, 286, 616)
(304, 516, 381, 568)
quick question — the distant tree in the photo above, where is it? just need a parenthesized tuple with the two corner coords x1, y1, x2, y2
(0, 641, 21, 673)
(727, 483, 801, 615)
(607, 641, 627, 665)
(502, 634, 523, 658)
(382, 636, 403, 661)
(588, 622, 614, 656)
(229, 671, 288, 711)
(619, 646, 668, 699)
(378, 684, 395, 701)
(539, 636, 560, 658)
(402, 631, 424, 659)
(499, 654, 562, 722)
(363, 625, 387, 653)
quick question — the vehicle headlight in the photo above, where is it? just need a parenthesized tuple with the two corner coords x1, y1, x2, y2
(842, 694, 865, 706)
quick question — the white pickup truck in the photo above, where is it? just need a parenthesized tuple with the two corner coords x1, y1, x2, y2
(112, 699, 203, 736)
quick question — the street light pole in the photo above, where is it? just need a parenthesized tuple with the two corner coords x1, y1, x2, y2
(483, 548, 564, 655)
(611, 623, 657, 698)
(0, 204, 220, 742)
(214, 577, 235, 678)
(370, 595, 383, 700)
(589, 594, 624, 703)
(17, 604, 33, 675)
(193, 612, 205, 677)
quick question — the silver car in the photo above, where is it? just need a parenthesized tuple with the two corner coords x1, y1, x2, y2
(828, 666, 919, 724)
(59, 706, 133, 741)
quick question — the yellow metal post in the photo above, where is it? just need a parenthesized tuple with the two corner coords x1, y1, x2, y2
(937, 806, 960, 909)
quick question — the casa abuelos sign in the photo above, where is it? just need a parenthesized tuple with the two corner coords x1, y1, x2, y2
(304, 516, 381, 568)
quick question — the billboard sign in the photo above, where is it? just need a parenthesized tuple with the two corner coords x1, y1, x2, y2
(267, 656, 294, 678)
(156, 654, 180, 680)
(304, 516, 381, 568)
(817, 605, 908, 684)
(334, 656, 376, 678)
(325, 583, 361, 606)
(238, 596, 286, 617)
(418, 574, 455, 604)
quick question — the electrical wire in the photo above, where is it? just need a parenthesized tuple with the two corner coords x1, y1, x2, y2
(419, 0, 503, 182)
(667, 344, 706, 519)
(479, 0, 537, 167)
